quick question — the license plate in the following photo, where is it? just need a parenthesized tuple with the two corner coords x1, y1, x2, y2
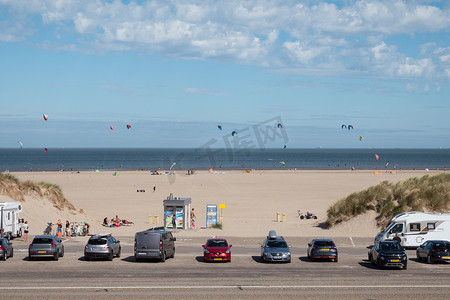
(273, 257, 282, 259)
(137, 252, 146, 255)
(322, 249, 329, 251)
(214, 258, 222, 261)
(390, 259, 400, 262)
(92, 247, 101, 251)
(38, 251, 46, 254)
(442, 256, 450, 259)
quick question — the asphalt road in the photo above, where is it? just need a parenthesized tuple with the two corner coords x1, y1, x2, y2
(2, 236, 450, 299)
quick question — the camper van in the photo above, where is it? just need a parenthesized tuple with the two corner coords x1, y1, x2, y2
(374, 212, 450, 248)
(0, 202, 23, 240)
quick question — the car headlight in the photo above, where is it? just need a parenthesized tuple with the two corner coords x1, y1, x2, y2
(225, 249, 230, 254)
(204, 249, 210, 254)
(380, 256, 385, 260)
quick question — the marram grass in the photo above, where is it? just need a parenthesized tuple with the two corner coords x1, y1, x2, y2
(326, 173, 450, 228)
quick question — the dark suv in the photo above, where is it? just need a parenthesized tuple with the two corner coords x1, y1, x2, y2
(416, 240, 450, 264)
(368, 241, 407, 269)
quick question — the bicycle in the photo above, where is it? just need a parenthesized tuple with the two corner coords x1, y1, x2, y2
(43, 223, 53, 235)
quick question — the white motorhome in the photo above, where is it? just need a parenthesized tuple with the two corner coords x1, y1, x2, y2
(374, 211, 450, 248)
(0, 202, 23, 240)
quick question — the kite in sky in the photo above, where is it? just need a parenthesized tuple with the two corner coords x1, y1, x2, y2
(43, 114, 48, 121)
(375, 154, 379, 161)
(218, 125, 222, 130)
(232, 131, 237, 136)
(359, 136, 364, 141)
(126, 125, 131, 129)
(110, 126, 114, 130)
(277, 123, 283, 128)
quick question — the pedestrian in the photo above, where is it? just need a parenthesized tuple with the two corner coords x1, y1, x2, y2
(153, 186, 156, 192)
(65, 220, 71, 239)
(56, 223, 62, 239)
(190, 208, 196, 229)
(23, 221, 29, 242)
(172, 213, 177, 233)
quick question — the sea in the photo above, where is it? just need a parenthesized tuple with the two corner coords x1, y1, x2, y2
(0, 148, 449, 172)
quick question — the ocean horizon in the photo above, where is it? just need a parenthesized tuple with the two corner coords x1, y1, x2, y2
(1, 148, 449, 172)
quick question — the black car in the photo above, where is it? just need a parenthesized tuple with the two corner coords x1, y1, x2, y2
(416, 240, 450, 264)
(0, 238, 13, 261)
(307, 239, 338, 262)
(368, 241, 407, 269)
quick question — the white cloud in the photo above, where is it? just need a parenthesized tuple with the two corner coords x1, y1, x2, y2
(1, 0, 449, 81)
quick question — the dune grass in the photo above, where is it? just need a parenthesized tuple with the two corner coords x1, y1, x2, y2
(0, 173, 75, 211)
(326, 173, 450, 228)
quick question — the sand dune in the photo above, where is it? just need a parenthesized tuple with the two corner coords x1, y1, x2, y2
(8, 169, 444, 238)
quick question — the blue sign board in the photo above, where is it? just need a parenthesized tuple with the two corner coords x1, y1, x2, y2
(206, 204, 217, 227)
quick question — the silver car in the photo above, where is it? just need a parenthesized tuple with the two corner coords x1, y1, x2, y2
(84, 233, 121, 261)
(261, 230, 291, 263)
(0, 238, 13, 261)
(28, 235, 64, 261)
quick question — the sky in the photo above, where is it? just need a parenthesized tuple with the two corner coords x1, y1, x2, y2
(0, 0, 449, 149)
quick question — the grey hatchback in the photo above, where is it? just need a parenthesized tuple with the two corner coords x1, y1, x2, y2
(29, 235, 64, 261)
(307, 239, 338, 262)
(0, 238, 13, 261)
(84, 233, 121, 261)
(261, 230, 292, 263)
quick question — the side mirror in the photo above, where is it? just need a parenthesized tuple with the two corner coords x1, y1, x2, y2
(229, 245, 232, 247)
(261, 245, 264, 247)
(116, 240, 120, 243)
(173, 237, 176, 241)
(308, 243, 311, 247)
(202, 245, 205, 248)
(289, 245, 292, 248)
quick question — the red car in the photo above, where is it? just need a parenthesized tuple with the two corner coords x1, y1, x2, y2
(202, 238, 232, 262)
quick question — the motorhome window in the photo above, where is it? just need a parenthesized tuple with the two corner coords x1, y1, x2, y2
(7, 212, 10, 221)
(409, 223, 420, 232)
(427, 223, 435, 230)
(390, 224, 403, 233)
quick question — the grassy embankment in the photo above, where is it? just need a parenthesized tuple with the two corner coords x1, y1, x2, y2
(326, 173, 450, 228)
(0, 173, 75, 211)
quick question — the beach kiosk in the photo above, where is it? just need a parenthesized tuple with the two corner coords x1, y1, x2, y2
(163, 193, 192, 230)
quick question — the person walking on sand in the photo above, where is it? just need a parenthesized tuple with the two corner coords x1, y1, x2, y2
(190, 208, 196, 229)
(65, 220, 71, 239)
(153, 186, 156, 192)
(172, 213, 177, 233)
(23, 221, 29, 242)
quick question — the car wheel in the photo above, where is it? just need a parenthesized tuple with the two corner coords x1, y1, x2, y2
(334, 256, 338, 263)
(377, 258, 382, 268)
(403, 263, 407, 270)
(107, 252, 113, 261)
(2, 254, 6, 261)
(427, 255, 433, 264)
(59, 250, 64, 258)
(171, 249, 175, 258)
(161, 252, 166, 262)
(54, 253, 59, 261)
(416, 251, 421, 261)
(10, 249, 13, 258)
(287, 258, 291, 263)
(368, 253, 372, 262)
(117, 247, 121, 258)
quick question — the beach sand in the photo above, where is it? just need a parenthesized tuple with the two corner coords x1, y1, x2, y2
(8, 169, 445, 239)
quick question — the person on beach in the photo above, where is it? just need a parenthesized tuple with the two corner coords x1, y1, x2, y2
(23, 221, 29, 242)
(112, 215, 121, 226)
(56, 222, 62, 239)
(65, 220, 71, 239)
(153, 186, 156, 192)
(84, 221, 90, 235)
(172, 213, 177, 233)
(190, 208, 196, 229)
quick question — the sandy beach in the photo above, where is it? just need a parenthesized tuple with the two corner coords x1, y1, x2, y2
(7, 169, 446, 239)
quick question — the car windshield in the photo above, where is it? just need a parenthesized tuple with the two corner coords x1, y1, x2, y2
(434, 242, 450, 250)
(380, 243, 403, 251)
(267, 240, 288, 248)
(88, 239, 107, 245)
(33, 238, 53, 244)
(315, 241, 334, 247)
(207, 240, 228, 247)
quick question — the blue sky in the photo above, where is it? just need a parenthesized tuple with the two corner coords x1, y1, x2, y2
(0, 0, 449, 148)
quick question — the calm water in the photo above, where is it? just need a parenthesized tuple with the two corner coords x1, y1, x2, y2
(0, 148, 449, 171)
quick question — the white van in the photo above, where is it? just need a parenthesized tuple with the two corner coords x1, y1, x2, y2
(374, 211, 450, 248)
(0, 202, 23, 240)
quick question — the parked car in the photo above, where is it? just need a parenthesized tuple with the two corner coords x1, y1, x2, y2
(416, 240, 450, 264)
(260, 230, 291, 263)
(0, 238, 13, 261)
(28, 235, 64, 261)
(84, 233, 121, 261)
(307, 239, 338, 262)
(134, 229, 176, 262)
(203, 238, 232, 262)
(368, 240, 407, 269)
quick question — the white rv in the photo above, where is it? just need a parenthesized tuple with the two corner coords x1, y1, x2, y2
(0, 202, 23, 240)
(374, 211, 450, 248)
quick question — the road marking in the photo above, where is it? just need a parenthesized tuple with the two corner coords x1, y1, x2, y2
(349, 236, 355, 247)
(2, 285, 450, 290)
